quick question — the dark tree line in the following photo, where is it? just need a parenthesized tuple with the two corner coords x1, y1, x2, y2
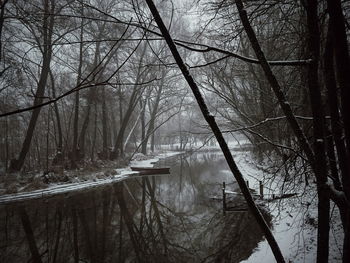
(0, 0, 189, 172)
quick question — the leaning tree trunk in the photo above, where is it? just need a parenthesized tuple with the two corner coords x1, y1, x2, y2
(112, 89, 138, 159)
(145, 0, 285, 262)
(10, 0, 54, 171)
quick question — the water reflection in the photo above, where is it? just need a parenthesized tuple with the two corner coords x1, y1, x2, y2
(0, 152, 270, 262)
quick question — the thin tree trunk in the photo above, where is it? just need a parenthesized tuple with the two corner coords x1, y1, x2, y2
(78, 102, 91, 158)
(144, 82, 163, 154)
(140, 100, 146, 154)
(71, 4, 84, 167)
(91, 103, 97, 162)
(101, 86, 108, 158)
(144, 1, 285, 262)
(150, 130, 155, 152)
(46, 107, 50, 171)
(49, 71, 62, 152)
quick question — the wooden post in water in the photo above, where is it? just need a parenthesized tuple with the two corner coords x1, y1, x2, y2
(222, 182, 226, 215)
(259, 181, 264, 200)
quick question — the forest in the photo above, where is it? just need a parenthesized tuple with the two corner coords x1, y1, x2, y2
(0, 0, 350, 262)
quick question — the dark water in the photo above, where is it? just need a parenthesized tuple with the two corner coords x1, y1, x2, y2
(0, 152, 270, 263)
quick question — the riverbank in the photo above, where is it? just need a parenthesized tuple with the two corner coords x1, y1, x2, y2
(0, 151, 183, 205)
(232, 150, 343, 263)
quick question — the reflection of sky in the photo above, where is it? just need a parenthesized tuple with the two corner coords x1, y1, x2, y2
(147, 152, 267, 262)
(153, 152, 235, 214)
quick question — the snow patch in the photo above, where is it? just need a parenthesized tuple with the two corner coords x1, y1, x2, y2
(0, 151, 183, 205)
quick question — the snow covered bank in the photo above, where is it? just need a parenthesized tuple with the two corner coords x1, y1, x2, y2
(0, 151, 183, 205)
(233, 151, 343, 263)
(158, 139, 252, 152)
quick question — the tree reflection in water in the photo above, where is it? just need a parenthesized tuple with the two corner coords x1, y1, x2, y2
(0, 152, 271, 262)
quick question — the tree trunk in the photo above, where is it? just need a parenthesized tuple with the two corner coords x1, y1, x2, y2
(71, 4, 84, 168)
(10, 0, 54, 171)
(91, 103, 97, 162)
(143, 79, 164, 154)
(101, 86, 109, 159)
(49, 70, 64, 167)
(326, 0, 350, 157)
(145, 0, 285, 262)
(140, 99, 147, 154)
(324, 26, 348, 193)
(78, 101, 91, 159)
(326, 1, 350, 261)
(305, 1, 330, 261)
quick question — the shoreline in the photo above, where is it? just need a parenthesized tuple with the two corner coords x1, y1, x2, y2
(0, 151, 183, 205)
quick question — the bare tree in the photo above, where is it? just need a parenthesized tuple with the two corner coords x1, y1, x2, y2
(10, 0, 55, 171)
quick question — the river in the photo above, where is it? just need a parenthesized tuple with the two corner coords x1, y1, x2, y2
(0, 151, 271, 262)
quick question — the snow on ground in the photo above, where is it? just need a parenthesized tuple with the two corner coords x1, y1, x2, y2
(0, 151, 183, 205)
(241, 196, 343, 263)
(158, 139, 252, 152)
(0, 175, 130, 204)
(232, 150, 343, 263)
(130, 151, 182, 168)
